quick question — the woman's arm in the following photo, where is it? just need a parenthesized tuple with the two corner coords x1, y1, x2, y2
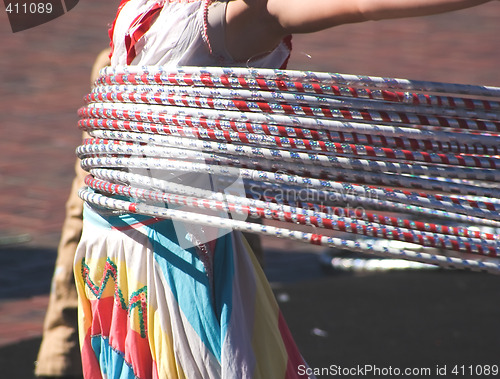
(225, 0, 494, 61)
(268, 0, 493, 33)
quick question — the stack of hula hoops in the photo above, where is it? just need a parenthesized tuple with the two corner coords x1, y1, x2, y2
(77, 66, 500, 274)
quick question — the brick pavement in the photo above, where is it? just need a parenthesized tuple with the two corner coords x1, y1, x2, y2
(0, 295, 49, 347)
(0, 0, 122, 351)
(0, 0, 499, 365)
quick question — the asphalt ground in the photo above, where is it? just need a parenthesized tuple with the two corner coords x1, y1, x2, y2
(1, 1, 500, 378)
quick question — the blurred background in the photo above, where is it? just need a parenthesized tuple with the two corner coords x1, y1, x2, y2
(1, 1, 499, 377)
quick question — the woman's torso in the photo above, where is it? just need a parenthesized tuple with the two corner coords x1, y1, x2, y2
(109, 0, 291, 68)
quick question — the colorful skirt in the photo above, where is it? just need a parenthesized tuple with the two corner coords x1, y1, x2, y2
(74, 204, 311, 378)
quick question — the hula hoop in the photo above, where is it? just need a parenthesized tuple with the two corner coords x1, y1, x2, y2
(80, 102, 499, 146)
(97, 66, 500, 99)
(78, 119, 500, 172)
(87, 87, 500, 130)
(84, 173, 498, 256)
(78, 138, 500, 201)
(80, 154, 500, 222)
(88, 168, 497, 242)
(243, 178, 500, 228)
(78, 65, 500, 274)
(78, 114, 500, 155)
(79, 188, 500, 274)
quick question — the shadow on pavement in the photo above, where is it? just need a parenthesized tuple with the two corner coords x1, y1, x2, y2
(0, 246, 57, 299)
(278, 268, 500, 377)
(0, 337, 42, 379)
(1, 248, 499, 378)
